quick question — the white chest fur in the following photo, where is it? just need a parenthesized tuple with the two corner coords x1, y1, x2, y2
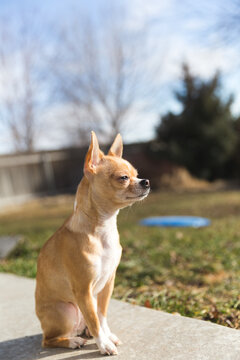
(92, 215, 122, 295)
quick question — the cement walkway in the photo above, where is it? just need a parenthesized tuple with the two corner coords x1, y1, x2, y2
(0, 274, 240, 360)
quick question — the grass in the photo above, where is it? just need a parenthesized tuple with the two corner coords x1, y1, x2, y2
(1, 191, 240, 328)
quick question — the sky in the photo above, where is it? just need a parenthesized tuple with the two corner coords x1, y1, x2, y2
(0, 0, 239, 153)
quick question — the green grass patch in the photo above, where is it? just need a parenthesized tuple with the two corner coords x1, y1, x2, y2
(1, 191, 240, 328)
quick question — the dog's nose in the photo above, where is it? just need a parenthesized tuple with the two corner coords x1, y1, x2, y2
(140, 179, 150, 189)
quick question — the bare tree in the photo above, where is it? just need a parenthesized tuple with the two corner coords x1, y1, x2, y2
(189, 1, 240, 47)
(50, 7, 163, 144)
(215, 1, 240, 44)
(0, 13, 46, 152)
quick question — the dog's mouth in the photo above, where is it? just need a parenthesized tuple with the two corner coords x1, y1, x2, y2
(126, 190, 150, 200)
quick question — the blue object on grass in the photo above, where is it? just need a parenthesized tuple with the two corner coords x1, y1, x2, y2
(140, 216, 211, 228)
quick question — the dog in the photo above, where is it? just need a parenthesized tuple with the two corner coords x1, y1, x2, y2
(35, 131, 150, 355)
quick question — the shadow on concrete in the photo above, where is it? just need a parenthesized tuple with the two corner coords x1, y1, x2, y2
(0, 334, 102, 360)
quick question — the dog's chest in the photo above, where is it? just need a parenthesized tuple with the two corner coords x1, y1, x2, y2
(93, 223, 121, 295)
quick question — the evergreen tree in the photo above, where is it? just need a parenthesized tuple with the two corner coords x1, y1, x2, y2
(156, 65, 237, 180)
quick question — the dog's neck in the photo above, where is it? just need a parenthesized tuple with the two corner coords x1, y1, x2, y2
(67, 177, 119, 233)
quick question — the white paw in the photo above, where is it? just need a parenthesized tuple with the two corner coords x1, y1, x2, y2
(95, 331, 118, 355)
(109, 333, 122, 346)
(98, 339, 118, 356)
(98, 314, 121, 347)
(69, 337, 87, 349)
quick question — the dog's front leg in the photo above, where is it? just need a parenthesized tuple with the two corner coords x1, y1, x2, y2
(76, 288, 118, 355)
(98, 273, 122, 346)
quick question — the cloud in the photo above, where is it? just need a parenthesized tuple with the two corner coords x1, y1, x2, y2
(127, 0, 173, 28)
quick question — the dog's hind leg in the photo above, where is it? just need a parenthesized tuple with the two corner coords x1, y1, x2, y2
(38, 301, 87, 349)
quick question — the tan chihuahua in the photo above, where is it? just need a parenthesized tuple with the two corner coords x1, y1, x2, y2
(35, 132, 150, 355)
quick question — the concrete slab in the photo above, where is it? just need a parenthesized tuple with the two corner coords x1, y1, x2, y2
(0, 273, 240, 360)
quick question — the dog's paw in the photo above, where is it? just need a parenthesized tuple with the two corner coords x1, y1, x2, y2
(95, 332, 118, 356)
(98, 339, 118, 356)
(69, 337, 87, 349)
(109, 333, 122, 346)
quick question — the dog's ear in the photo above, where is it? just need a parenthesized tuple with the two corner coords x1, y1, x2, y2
(84, 131, 103, 176)
(108, 133, 123, 158)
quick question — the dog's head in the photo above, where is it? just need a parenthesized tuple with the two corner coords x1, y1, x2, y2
(84, 131, 150, 209)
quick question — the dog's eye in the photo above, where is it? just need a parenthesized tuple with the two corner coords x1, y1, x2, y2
(120, 176, 129, 181)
